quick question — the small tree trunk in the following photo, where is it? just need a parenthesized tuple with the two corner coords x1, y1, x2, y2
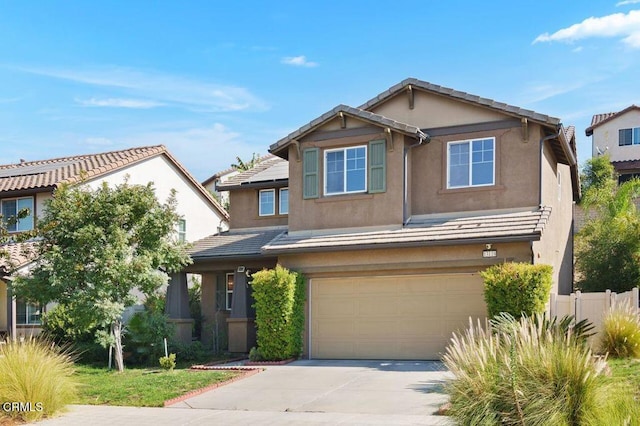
(112, 320, 125, 372)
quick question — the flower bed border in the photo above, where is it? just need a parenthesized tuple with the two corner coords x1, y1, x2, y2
(244, 358, 296, 366)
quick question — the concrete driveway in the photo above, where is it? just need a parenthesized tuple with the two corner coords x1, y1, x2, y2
(38, 360, 454, 425)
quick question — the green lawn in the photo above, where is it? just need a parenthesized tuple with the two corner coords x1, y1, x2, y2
(608, 358, 640, 399)
(73, 365, 241, 407)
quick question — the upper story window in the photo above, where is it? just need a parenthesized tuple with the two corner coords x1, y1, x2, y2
(177, 219, 186, 242)
(279, 188, 289, 215)
(619, 127, 640, 146)
(1, 197, 34, 232)
(324, 146, 367, 195)
(447, 138, 495, 189)
(259, 189, 275, 216)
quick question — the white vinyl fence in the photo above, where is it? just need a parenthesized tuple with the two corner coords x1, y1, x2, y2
(549, 287, 640, 338)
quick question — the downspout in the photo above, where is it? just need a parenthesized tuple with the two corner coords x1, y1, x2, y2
(403, 132, 431, 224)
(539, 129, 562, 207)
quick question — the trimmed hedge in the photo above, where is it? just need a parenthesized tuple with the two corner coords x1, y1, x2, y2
(250, 265, 306, 360)
(481, 262, 552, 319)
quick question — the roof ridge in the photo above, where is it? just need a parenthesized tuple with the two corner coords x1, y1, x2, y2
(0, 145, 166, 170)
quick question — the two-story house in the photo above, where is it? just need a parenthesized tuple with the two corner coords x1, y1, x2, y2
(186, 78, 579, 360)
(0, 145, 229, 341)
(586, 105, 640, 183)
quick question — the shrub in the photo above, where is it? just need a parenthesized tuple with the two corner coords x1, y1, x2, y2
(123, 310, 175, 365)
(444, 314, 638, 425)
(159, 353, 176, 370)
(41, 304, 100, 343)
(251, 266, 306, 360)
(249, 346, 263, 362)
(600, 302, 640, 358)
(168, 340, 209, 363)
(481, 262, 552, 319)
(0, 338, 78, 422)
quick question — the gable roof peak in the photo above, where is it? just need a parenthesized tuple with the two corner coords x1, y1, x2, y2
(586, 104, 640, 136)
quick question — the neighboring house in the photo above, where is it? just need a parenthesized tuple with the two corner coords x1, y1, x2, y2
(0, 145, 229, 341)
(586, 105, 640, 183)
(184, 78, 579, 360)
(201, 154, 275, 208)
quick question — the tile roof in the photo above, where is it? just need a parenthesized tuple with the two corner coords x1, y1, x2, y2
(0, 145, 229, 220)
(189, 228, 285, 260)
(262, 207, 551, 254)
(217, 156, 288, 190)
(269, 104, 428, 155)
(359, 78, 561, 127)
(0, 241, 39, 273)
(586, 105, 640, 136)
(201, 153, 275, 187)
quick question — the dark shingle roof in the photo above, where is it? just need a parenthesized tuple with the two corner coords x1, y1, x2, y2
(217, 156, 288, 190)
(586, 105, 640, 136)
(359, 78, 561, 126)
(263, 207, 551, 254)
(269, 104, 428, 155)
(189, 228, 285, 259)
(0, 145, 229, 221)
(201, 154, 276, 187)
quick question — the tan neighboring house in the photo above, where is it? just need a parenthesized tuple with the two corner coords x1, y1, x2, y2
(186, 78, 579, 360)
(0, 145, 229, 341)
(586, 105, 640, 183)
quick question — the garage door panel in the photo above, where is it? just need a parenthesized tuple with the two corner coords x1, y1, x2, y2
(311, 274, 487, 360)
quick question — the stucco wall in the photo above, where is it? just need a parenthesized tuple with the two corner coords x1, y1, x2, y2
(370, 90, 507, 128)
(287, 127, 405, 232)
(0, 280, 6, 331)
(229, 188, 289, 229)
(84, 155, 226, 241)
(532, 136, 574, 295)
(592, 109, 640, 160)
(410, 125, 540, 215)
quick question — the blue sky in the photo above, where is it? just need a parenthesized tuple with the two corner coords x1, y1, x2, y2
(1, 1, 639, 180)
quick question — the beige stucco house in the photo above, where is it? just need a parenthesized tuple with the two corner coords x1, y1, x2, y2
(188, 78, 579, 360)
(586, 105, 640, 183)
(0, 145, 229, 341)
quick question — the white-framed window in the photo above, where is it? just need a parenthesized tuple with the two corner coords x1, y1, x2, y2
(324, 146, 367, 195)
(447, 138, 495, 188)
(16, 300, 43, 325)
(279, 188, 289, 215)
(177, 219, 186, 242)
(259, 189, 275, 216)
(226, 273, 234, 311)
(1, 197, 34, 232)
(619, 127, 640, 146)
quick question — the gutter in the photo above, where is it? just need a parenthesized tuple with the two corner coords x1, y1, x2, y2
(403, 132, 431, 224)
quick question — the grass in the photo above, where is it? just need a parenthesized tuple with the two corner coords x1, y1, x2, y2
(73, 364, 241, 407)
(608, 358, 640, 400)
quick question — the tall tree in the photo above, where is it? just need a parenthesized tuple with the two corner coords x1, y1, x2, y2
(579, 154, 616, 203)
(576, 178, 640, 292)
(12, 180, 191, 371)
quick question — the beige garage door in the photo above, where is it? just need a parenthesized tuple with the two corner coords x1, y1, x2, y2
(310, 274, 487, 360)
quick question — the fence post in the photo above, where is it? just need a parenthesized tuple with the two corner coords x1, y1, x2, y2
(550, 293, 557, 318)
(605, 289, 612, 314)
(574, 291, 582, 322)
(634, 287, 640, 313)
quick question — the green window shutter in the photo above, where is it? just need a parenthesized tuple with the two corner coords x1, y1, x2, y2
(303, 148, 319, 199)
(368, 139, 386, 193)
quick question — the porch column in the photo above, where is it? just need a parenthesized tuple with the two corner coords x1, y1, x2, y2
(165, 272, 194, 344)
(227, 266, 256, 353)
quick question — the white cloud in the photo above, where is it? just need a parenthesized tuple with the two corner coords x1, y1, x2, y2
(572, 46, 584, 53)
(617, 0, 640, 6)
(76, 97, 164, 109)
(10, 65, 269, 112)
(281, 55, 318, 67)
(533, 10, 640, 48)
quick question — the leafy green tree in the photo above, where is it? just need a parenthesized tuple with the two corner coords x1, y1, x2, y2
(580, 154, 616, 203)
(12, 180, 191, 372)
(576, 179, 640, 292)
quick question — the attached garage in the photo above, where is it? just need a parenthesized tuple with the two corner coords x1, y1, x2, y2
(310, 273, 487, 360)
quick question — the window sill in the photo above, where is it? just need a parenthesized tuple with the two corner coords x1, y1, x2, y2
(438, 184, 506, 195)
(315, 193, 374, 203)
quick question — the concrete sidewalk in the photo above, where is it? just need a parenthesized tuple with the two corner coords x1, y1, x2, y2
(37, 360, 454, 425)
